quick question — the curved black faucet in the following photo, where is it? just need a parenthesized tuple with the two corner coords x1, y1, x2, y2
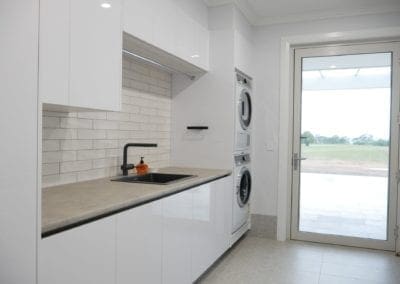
(121, 143, 157, 176)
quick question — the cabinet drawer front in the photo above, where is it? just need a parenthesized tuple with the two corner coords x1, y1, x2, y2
(39, 217, 116, 284)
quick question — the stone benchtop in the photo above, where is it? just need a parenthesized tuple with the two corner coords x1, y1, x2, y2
(42, 167, 231, 237)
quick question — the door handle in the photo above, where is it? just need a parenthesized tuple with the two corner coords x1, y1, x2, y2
(293, 153, 307, 171)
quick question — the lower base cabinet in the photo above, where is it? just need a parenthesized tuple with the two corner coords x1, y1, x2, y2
(39, 217, 116, 284)
(162, 190, 193, 284)
(191, 178, 231, 281)
(116, 201, 163, 284)
(39, 176, 231, 284)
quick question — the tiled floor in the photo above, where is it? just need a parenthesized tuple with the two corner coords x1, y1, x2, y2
(199, 236, 400, 284)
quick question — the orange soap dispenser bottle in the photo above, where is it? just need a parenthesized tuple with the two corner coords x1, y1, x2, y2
(136, 157, 149, 175)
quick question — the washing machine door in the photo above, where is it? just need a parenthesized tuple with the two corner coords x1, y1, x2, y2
(238, 89, 252, 130)
(237, 167, 251, 207)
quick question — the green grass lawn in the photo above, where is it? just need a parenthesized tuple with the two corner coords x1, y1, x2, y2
(302, 144, 389, 164)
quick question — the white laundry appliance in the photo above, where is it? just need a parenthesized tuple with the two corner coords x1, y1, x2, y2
(231, 152, 252, 244)
(234, 69, 252, 153)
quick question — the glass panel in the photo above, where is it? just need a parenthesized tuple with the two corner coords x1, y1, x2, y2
(239, 171, 251, 206)
(299, 53, 392, 240)
(240, 91, 251, 128)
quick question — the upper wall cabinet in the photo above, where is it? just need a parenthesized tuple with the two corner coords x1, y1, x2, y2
(123, 0, 209, 71)
(40, 0, 122, 111)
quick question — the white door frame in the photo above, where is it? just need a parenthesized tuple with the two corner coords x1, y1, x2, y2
(277, 27, 400, 253)
(290, 42, 399, 251)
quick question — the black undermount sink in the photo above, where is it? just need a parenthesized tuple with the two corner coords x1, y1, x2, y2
(112, 173, 195, 185)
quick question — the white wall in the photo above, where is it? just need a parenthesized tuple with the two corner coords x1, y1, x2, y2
(251, 11, 400, 216)
(0, 0, 39, 283)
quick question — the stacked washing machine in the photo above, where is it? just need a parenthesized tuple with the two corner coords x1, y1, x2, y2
(231, 69, 253, 245)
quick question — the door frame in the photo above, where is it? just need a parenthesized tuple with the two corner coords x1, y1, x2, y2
(290, 42, 399, 251)
(276, 27, 400, 254)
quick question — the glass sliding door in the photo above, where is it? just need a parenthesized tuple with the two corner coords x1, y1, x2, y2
(291, 42, 400, 250)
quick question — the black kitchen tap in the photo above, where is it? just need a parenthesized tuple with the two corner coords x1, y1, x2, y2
(121, 143, 157, 176)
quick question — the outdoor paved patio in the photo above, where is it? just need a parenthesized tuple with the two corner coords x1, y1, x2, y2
(299, 173, 388, 240)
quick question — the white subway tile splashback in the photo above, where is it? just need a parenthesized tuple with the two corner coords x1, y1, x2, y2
(60, 140, 92, 151)
(60, 117, 92, 129)
(77, 129, 107, 140)
(43, 140, 60, 152)
(43, 151, 76, 163)
(42, 56, 172, 188)
(60, 160, 92, 173)
(42, 163, 60, 176)
(43, 128, 77, 140)
(43, 116, 60, 128)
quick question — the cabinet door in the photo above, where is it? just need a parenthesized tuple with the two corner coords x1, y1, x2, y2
(39, 0, 69, 105)
(39, 217, 116, 284)
(214, 177, 232, 256)
(153, 0, 176, 54)
(174, 10, 196, 64)
(116, 201, 163, 284)
(69, 0, 122, 111)
(123, 0, 154, 44)
(162, 190, 193, 284)
(191, 177, 231, 281)
(191, 183, 216, 281)
(197, 24, 210, 71)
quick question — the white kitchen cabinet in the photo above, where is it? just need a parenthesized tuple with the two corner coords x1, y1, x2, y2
(39, 217, 117, 284)
(39, 0, 69, 105)
(191, 183, 216, 280)
(116, 201, 163, 284)
(0, 1, 39, 282)
(153, 0, 176, 55)
(191, 177, 231, 281)
(123, 0, 154, 44)
(162, 190, 193, 284)
(39, 176, 231, 284)
(39, 0, 122, 111)
(196, 25, 210, 70)
(214, 177, 232, 257)
(174, 9, 196, 64)
(123, 0, 209, 71)
(69, 0, 122, 111)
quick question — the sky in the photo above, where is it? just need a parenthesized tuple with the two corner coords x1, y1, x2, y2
(301, 52, 392, 140)
(301, 88, 391, 140)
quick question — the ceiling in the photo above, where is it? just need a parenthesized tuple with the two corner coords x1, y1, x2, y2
(204, 0, 400, 26)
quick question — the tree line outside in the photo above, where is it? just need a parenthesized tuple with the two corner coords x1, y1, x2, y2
(301, 131, 389, 147)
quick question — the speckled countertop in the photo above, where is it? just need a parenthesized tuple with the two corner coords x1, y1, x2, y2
(42, 167, 231, 236)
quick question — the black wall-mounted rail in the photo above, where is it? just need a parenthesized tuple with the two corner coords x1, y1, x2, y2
(187, 126, 209, 130)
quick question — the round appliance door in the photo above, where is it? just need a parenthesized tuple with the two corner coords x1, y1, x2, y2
(238, 89, 252, 130)
(237, 167, 251, 207)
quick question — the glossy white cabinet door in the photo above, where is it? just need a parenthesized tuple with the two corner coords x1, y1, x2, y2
(191, 183, 216, 281)
(153, 0, 176, 55)
(39, 217, 116, 284)
(0, 0, 39, 281)
(197, 24, 210, 71)
(214, 177, 232, 256)
(123, 0, 209, 71)
(174, 10, 196, 64)
(116, 201, 163, 284)
(39, 0, 69, 105)
(162, 190, 193, 284)
(123, 0, 154, 44)
(191, 177, 231, 281)
(69, 0, 122, 111)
